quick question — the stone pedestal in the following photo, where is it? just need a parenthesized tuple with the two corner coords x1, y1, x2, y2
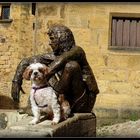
(0, 112, 96, 137)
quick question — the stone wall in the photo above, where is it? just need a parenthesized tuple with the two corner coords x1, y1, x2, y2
(1, 2, 140, 123)
(0, 3, 34, 108)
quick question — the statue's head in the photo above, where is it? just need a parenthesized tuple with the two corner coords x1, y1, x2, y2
(47, 24, 75, 55)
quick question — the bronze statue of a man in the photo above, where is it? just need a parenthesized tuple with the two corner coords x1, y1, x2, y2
(11, 24, 99, 114)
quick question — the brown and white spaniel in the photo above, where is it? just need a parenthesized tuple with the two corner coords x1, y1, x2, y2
(23, 62, 71, 125)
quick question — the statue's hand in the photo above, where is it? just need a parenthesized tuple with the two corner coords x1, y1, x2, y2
(45, 66, 53, 81)
(11, 81, 22, 103)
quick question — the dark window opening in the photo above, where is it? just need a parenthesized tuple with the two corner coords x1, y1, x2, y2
(110, 16, 140, 50)
(32, 3, 36, 15)
(1, 5, 10, 19)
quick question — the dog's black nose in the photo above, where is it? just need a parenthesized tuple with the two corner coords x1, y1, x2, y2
(34, 72, 38, 75)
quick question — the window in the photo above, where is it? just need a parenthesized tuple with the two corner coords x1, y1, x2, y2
(32, 3, 36, 15)
(0, 3, 12, 23)
(1, 4, 10, 20)
(1, 5, 10, 19)
(110, 16, 140, 50)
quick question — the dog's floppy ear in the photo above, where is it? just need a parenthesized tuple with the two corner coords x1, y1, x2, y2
(23, 66, 32, 80)
(39, 65, 50, 75)
(44, 66, 50, 75)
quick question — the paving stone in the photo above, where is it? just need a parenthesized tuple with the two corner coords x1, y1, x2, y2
(97, 119, 140, 137)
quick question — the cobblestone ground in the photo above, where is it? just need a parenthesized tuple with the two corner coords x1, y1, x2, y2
(97, 119, 140, 138)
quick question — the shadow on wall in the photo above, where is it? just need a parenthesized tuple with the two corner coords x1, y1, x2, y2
(0, 95, 19, 109)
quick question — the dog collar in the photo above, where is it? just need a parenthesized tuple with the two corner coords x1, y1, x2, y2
(32, 84, 49, 91)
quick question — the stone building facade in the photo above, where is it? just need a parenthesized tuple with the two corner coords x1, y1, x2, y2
(0, 2, 140, 123)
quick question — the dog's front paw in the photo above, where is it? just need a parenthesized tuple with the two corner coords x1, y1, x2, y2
(29, 118, 39, 125)
(52, 118, 59, 125)
(51, 121, 57, 125)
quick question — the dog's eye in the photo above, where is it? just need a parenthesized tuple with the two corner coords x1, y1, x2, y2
(29, 70, 33, 75)
(38, 68, 44, 73)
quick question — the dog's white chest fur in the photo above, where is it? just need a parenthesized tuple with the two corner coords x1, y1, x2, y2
(31, 87, 57, 108)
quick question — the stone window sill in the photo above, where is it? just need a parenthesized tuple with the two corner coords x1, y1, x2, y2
(0, 19, 13, 23)
(109, 46, 140, 51)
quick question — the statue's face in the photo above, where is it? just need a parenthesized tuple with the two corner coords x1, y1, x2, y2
(47, 29, 61, 55)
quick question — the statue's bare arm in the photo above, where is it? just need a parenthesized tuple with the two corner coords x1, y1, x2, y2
(47, 46, 86, 79)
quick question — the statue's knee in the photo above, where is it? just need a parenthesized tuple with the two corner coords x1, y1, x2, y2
(65, 61, 80, 72)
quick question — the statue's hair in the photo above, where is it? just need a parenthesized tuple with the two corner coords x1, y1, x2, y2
(47, 24, 76, 53)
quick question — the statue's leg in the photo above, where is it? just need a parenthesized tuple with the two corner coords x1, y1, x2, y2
(54, 61, 96, 113)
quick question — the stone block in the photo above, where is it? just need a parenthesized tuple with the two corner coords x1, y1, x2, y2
(107, 55, 129, 69)
(0, 113, 96, 137)
(96, 69, 128, 82)
(97, 80, 109, 93)
(94, 108, 118, 119)
(107, 81, 132, 94)
(127, 56, 140, 70)
(89, 14, 109, 29)
(94, 107, 140, 127)
(95, 93, 135, 109)
(38, 4, 58, 17)
(52, 113, 96, 137)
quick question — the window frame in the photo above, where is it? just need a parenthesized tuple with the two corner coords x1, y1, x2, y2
(109, 13, 140, 51)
